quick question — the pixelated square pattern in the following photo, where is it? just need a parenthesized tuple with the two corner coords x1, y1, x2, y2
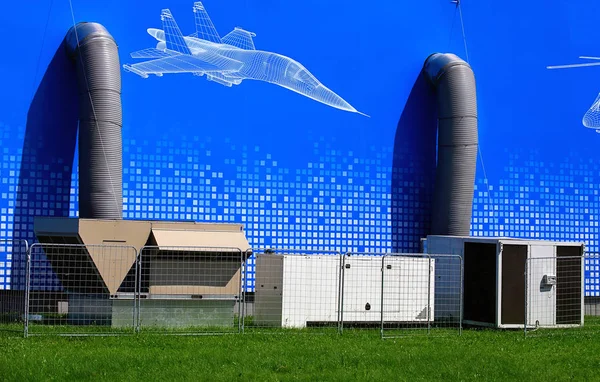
(0, 124, 598, 294)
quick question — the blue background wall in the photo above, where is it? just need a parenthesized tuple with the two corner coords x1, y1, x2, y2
(1, 0, 600, 295)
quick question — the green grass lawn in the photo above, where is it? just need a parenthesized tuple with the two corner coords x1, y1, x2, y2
(1, 319, 600, 381)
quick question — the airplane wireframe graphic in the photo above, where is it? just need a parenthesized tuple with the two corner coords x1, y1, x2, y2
(547, 57, 600, 132)
(123, 2, 368, 116)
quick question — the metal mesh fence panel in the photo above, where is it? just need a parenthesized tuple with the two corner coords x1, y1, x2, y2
(525, 255, 585, 337)
(0, 239, 28, 335)
(244, 248, 343, 334)
(381, 254, 432, 336)
(344, 253, 462, 337)
(341, 253, 389, 332)
(26, 243, 138, 336)
(137, 246, 243, 335)
(428, 254, 463, 336)
(584, 253, 600, 320)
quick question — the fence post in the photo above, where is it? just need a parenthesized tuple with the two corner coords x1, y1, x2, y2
(237, 248, 243, 334)
(136, 247, 143, 333)
(380, 255, 385, 339)
(339, 253, 347, 334)
(242, 248, 251, 334)
(337, 252, 343, 335)
(23, 240, 30, 338)
(132, 247, 138, 333)
(459, 254, 464, 336)
(427, 254, 432, 336)
(524, 257, 528, 337)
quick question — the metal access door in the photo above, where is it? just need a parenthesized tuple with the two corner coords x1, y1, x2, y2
(500, 244, 527, 325)
(526, 245, 556, 327)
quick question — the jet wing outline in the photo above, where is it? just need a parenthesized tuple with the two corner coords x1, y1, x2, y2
(123, 53, 243, 76)
(130, 48, 179, 59)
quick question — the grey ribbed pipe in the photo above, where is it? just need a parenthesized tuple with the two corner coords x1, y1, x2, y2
(66, 22, 122, 219)
(424, 53, 478, 236)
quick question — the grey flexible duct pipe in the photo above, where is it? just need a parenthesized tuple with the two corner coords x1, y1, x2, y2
(66, 22, 123, 219)
(424, 53, 478, 236)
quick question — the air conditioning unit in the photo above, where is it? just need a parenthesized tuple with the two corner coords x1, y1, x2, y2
(424, 235, 584, 329)
(253, 254, 433, 328)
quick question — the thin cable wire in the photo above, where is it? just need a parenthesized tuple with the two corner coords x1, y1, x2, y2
(457, 2, 470, 64)
(68, 0, 121, 216)
(478, 145, 492, 215)
(29, 0, 55, 118)
(455, 1, 492, 226)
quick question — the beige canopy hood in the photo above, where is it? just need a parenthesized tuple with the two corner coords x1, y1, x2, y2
(33, 218, 251, 295)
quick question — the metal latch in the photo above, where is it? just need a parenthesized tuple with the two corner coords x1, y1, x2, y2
(542, 275, 557, 286)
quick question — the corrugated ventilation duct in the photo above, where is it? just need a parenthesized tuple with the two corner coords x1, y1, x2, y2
(424, 53, 478, 236)
(65, 22, 122, 219)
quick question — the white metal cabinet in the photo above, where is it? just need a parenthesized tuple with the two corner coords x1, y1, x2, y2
(425, 235, 584, 329)
(254, 254, 433, 328)
(254, 255, 340, 328)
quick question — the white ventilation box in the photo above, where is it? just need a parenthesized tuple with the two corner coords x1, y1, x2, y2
(424, 235, 584, 329)
(254, 254, 433, 328)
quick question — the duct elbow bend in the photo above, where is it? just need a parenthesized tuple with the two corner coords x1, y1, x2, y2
(65, 22, 116, 56)
(65, 22, 123, 220)
(424, 53, 479, 236)
(424, 53, 471, 85)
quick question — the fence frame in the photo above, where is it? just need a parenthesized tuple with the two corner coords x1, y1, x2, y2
(0, 239, 29, 337)
(11, 242, 600, 339)
(360, 252, 464, 339)
(241, 247, 251, 332)
(524, 254, 585, 337)
(136, 245, 245, 336)
(242, 248, 344, 334)
(26, 242, 139, 337)
(380, 253, 432, 337)
(341, 252, 393, 333)
(14, 243, 470, 338)
(583, 253, 600, 317)
(24, 239, 30, 338)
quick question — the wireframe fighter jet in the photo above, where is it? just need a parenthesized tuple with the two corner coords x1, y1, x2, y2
(123, 2, 368, 116)
(548, 57, 600, 132)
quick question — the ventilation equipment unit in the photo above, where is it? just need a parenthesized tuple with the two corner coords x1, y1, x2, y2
(253, 254, 433, 328)
(29, 22, 251, 328)
(424, 235, 584, 329)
